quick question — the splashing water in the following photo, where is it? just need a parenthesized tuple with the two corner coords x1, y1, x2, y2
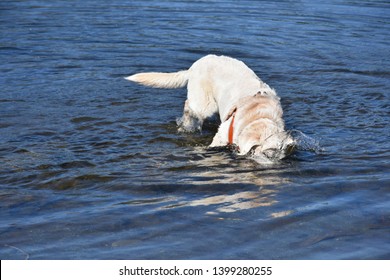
(288, 130, 324, 154)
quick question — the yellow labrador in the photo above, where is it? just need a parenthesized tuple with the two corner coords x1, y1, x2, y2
(126, 55, 295, 160)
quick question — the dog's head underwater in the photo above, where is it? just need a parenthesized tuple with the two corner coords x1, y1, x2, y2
(245, 131, 296, 162)
(253, 132, 296, 160)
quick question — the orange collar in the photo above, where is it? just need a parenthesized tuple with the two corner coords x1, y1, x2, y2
(228, 111, 236, 145)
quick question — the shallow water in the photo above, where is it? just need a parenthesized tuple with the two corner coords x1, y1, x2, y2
(1, 0, 389, 259)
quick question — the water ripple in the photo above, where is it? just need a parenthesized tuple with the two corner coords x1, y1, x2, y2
(1, 0, 389, 259)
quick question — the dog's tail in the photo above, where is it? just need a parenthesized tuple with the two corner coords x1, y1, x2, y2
(125, 70, 189, 89)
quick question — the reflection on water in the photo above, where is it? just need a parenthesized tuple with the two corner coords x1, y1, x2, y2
(181, 147, 294, 186)
(162, 189, 278, 214)
(187, 189, 277, 214)
(270, 210, 294, 219)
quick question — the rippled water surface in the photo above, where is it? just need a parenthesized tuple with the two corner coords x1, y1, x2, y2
(1, 0, 389, 259)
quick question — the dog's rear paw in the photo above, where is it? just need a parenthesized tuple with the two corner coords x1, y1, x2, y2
(176, 116, 202, 133)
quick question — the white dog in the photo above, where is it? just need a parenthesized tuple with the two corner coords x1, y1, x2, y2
(126, 55, 295, 160)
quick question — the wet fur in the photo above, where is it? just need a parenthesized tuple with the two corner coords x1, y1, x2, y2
(126, 55, 294, 160)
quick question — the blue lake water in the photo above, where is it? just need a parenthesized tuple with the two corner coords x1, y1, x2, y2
(0, 0, 389, 259)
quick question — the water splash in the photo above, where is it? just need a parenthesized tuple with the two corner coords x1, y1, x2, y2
(288, 130, 324, 154)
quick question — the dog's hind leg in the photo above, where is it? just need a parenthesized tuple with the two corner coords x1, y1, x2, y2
(177, 77, 218, 132)
(176, 100, 203, 132)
